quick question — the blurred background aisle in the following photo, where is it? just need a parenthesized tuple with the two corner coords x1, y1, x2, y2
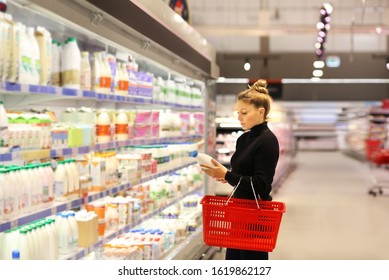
(211, 150, 389, 260)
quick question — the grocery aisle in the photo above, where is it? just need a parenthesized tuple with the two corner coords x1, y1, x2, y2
(211, 151, 389, 260)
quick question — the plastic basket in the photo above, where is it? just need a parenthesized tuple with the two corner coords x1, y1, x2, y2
(200, 195, 286, 252)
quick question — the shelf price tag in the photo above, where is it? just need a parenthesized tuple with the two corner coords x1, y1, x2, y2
(5, 82, 21, 92)
(62, 88, 78, 97)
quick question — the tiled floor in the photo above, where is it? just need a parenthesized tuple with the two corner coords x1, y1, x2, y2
(210, 151, 389, 260)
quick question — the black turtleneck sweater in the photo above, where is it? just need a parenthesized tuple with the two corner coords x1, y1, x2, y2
(224, 122, 279, 201)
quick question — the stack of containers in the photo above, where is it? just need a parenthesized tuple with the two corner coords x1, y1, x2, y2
(0, 217, 59, 260)
(133, 110, 151, 139)
(151, 110, 160, 138)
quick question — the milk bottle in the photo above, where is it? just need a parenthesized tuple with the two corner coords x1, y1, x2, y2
(64, 160, 75, 198)
(35, 26, 52, 85)
(61, 37, 81, 89)
(54, 161, 68, 201)
(115, 110, 128, 141)
(117, 62, 129, 95)
(0, 100, 9, 153)
(51, 39, 61, 86)
(80, 51, 91, 90)
(68, 211, 78, 251)
(92, 51, 102, 93)
(17, 229, 30, 260)
(2, 168, 15, 220)
(96, 109, 111, 143)
(29, 165, 42, 208)
(26, 27, 40, 85)
(19, 166, 31, 213)
(191, 151, 220, 169)
(58, 212, 72, 255)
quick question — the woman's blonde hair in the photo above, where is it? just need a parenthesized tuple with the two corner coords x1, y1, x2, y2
(237, 79, 272, 120)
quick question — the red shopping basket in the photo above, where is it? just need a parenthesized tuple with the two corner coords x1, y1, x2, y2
(200, 195, 286, 252)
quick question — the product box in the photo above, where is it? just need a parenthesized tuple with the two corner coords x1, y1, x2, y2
(77, 213, 98, 247)
(90, 158, 106, 191)
(76, 158, 91, 177)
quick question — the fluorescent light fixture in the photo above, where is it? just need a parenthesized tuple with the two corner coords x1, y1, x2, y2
(216, 78, 249, 84)
(219, 123, 242, 128)
(311, 77, 321, 82)
(376, 26, 382, 34)
(313, 61, 325, 68)
(282, 78, 389, 84)
(386, 63, 389, 70)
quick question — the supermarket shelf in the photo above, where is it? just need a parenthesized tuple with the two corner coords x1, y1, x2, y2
(62, 186, 203, 260)
(0, 135, 203, 162)
(163, 226, 204, 260)
(0, 82, 204, 111)
(0, 161, 197, 233)
(369, 107, 389, 117)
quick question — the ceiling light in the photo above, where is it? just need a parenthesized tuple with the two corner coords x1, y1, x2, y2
(317, 22, 325, 29)
(319, 30, 327, 38)
(376, 26, 382, 34)
(323, 3, 333, 14)
(386, 63, 389, 71)
(313, 69, 324, 77)
(315, 49, 323, 56)
(313, 61, 325, 68)
(243, 58, 251, 71)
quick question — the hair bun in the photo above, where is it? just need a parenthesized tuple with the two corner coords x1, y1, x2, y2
(249, 79, 268, 94)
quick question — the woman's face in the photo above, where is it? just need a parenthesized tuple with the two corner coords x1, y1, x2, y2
(234, 100, 264, 131)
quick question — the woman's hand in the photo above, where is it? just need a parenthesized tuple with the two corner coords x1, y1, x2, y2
(200, 159, 228, 180)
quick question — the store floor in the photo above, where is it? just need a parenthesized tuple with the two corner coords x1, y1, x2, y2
(209, 151, 389, 260)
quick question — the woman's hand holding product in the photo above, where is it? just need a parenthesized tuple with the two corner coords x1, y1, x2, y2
(200, 158, 228, 181)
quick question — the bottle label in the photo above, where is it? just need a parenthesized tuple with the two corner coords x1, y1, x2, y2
(4, 197, 14, 215)
(0, 126, 8, 149)
(96, 124, 110, 136)
(51, 72, 60, 86)
(42, 185, 49, 202)
(100, 76, 111, 90)
(118, 80, 129, 91)
(115, 123, 128, 135)
(54, 181, 63, 197)
(81, 70, 91, 90)
(61, 69, 81, 86)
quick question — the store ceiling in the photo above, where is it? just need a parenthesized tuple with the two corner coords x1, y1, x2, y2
(187, 0, 389, 54)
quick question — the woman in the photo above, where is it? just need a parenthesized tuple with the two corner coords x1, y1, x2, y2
(200, 79, 280, 260)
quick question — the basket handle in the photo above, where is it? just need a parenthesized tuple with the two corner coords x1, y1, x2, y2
(225, 177, 260, 209)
